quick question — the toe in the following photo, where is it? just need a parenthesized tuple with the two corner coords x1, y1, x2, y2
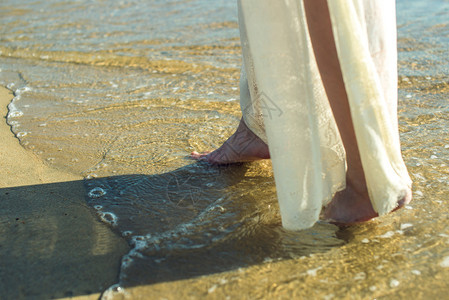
(190, 151, 210, 161)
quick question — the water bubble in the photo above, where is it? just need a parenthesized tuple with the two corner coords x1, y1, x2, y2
(122, 231, 133, 237)
(102, 284, 126, 300)
(98, 212, 118, 226)
(88, 187, 106, 198)
(208, 284, 218, 294)
(16, 86, 31, 94)
(86, 174, 98, 179)
(354, 272, 366, 281)
(130, 235, 148, 249)
(93, 205, 103, 210)
(9, 110, 24, 118)
(390, 279, 400, 288)
(440, 256, 449, 268)
(121, 255, 134, 269)
(400, 223, 413, 230)
(306, 266, 322, 276)
(16, 132, 28, 138)
(379, 231, 395, 238)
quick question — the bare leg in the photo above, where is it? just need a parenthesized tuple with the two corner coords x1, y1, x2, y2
(303, 0, 411, 223)
(191, 118, 269, 164)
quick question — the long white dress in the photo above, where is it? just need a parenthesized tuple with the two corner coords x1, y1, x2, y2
(238, 0, 412, 230)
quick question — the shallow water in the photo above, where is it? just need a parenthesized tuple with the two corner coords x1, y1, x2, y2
(1, 0, 448, 298)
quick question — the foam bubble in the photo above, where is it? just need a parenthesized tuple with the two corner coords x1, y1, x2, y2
(354, 272, 366, 281)
(88, 187, 106, 198)
(400, 223, 413, 230)
(16, 132, 28, 138)
(98, 211, 118, 226)
(121, 255, 134, 269)
(7, 102, 24, 118)
(94, 205, 103, 210)
(306, 266, 322, 276)
(411, 270, 421, 275)
(390, 279, 400, 288)
(208, 284, 217, 294)
(130, 235, 148, 250)
(440, 256, 449, 268)
(16, 86, 32, 95)
(122, 231, 133, 237)
(86, 173, 98, 179)
(379, 231, 395, 238)
(101, 284, 127, 300)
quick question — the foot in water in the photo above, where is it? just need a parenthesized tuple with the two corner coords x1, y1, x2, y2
(191, 118, 270, 164)
(321, 177, 413, 225)
(191, 118, 412, 225)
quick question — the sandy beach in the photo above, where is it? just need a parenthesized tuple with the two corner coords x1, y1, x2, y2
(1, 0, 448, 298)
(0, 86, 129, 299)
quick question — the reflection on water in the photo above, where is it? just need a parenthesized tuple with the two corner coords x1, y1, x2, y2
(0, 0, 448, 298)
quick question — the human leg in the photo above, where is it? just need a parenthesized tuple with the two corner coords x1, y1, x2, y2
(304, 0, 411, 223)
(191, 0, 411, 226)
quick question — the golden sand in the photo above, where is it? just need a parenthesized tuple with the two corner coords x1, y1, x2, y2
(0, 86, 129, 299)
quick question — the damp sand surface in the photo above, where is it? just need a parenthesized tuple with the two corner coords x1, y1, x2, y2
(0, 86, 130, 299)
(1, 0, 449, 299)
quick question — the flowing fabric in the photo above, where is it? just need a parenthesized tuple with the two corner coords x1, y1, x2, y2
(238, 0, 412, 230)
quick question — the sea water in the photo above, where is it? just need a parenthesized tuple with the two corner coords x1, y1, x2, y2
(0, 0, 448, 298)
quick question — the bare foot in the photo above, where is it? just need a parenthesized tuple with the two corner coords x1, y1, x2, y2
(191, 118, 270, 164)
(322, 177, 413, 225)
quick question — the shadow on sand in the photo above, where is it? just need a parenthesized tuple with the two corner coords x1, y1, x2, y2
(0, 162, 348, 299)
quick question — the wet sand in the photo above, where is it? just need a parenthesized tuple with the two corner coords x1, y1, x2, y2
(0, 86, 129, 299)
